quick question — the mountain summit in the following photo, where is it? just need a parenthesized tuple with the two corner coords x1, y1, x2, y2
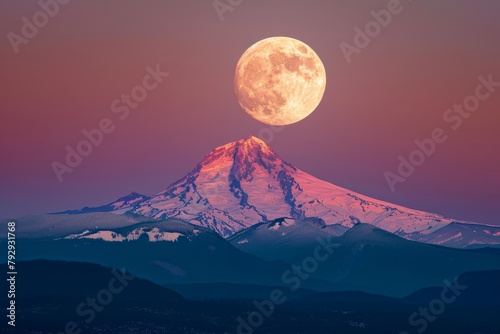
(197, 136, 284, 180)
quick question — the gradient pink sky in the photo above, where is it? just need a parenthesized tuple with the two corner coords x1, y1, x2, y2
(1, 0, 499, 225)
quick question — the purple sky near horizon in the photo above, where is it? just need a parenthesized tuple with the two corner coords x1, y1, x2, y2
(1, 0, 499, 225)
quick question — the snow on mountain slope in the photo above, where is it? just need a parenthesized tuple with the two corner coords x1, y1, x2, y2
(61, 219, 205, 243)
(131, 136, 462, 238)
(65, 228, 185, 242)
(401, 222, 500, 248)
(58, 192, 150, 215)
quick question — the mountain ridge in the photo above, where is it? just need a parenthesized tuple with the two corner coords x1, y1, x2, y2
(58, 136, 500, 247)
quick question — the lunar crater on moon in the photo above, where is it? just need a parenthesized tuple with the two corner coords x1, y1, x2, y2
(234, 37, 326, 125)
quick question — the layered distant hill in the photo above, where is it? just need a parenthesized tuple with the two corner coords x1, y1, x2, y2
(4, 260, 499, 334)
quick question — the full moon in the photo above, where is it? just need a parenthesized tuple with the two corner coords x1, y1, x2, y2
(234, 36, 326, 126)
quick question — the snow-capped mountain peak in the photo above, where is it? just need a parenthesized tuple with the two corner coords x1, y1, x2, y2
(131, 137, 455, 238)
(60, 137, 500, 247)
